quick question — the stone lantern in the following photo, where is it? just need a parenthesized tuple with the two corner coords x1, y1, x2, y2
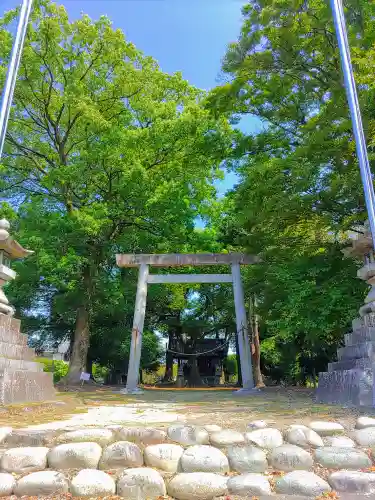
(0, 219, 33, 316)
(317, 221, 375, 407)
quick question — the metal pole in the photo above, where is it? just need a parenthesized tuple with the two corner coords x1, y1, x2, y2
(330, 0, 375, 248)
(0, 0, 33, 159)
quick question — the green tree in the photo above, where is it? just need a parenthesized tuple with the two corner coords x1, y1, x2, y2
(0, 0, 231, 382)
(209, 0, 373, 383)
(223, 354, 238, 383)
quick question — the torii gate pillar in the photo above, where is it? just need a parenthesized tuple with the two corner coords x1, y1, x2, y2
(116, 253, 260, 394)
(125, 264, 149, 394)
(232, 262, 254, 391)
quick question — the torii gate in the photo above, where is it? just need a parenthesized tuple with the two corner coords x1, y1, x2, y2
(116, 253, 260, 394)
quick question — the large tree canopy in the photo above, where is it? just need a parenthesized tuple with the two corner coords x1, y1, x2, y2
(207, 0, 372, 383)
(0, 0, 232, 382)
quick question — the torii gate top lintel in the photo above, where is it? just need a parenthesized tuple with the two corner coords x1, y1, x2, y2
(116, 252, 259, 268)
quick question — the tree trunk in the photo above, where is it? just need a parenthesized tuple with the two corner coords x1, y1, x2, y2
(64, 304, 90, 384)
(164, 331, 174, 381)
(188, 357, 202, 387)
(250, 295, 265, 388)
(252, 308, 265, 388)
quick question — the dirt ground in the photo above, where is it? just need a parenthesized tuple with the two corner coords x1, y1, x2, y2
(1, 385, 374, 431)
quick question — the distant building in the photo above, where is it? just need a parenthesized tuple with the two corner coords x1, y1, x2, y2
(35, 339, 70, 362)
(169, 336, 229, 387)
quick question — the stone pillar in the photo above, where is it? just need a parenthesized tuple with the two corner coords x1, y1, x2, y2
(123, 264, 149, 394)
(231, 262, 254, 391)
(358, 258, 375, 316)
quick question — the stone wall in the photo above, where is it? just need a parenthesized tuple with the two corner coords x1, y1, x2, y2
(0, 314, 54, 404)
(317, 313, 375, 407)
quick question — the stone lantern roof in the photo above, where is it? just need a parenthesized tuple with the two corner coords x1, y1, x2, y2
(0, 219, 33, 259)
(342, 222, 372, 258)
(0, 219, 33, 316)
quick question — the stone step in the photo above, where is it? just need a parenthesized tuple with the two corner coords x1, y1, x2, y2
(0, 357, 43, 372)
(353, 313, 375, 332)
(328, 358, 372, 372)
(0, 316, 28, 347)
(0, 341, 35, 361)
(0, 369, 55, 404)
(0, 315, 20, 334)
(337, 341, 375, 361)
(316, 368, 373, 406)
(0, 327, 28, 347)
(345, 327, 375, 346)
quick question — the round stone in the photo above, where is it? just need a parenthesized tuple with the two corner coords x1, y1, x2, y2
(275, 470, 331, 496)
(245, 428, 283, 449)
(107, 425, 122, 432)
(167, 472, 228, 500)
(209, 429, 245, 448)
(6, 429, 56, 447)
(314, 446, 372, 469)
(117, 427, 166, 446)
(356, 416, 375, 429)
(227, 445, 267, 473)
(248, 420, 268, 430)
(0, 473, 15, 496)
(0, 427, 12, 444)
(354, 427, 375, 446)
(117, 467, 166, 499)
(167, 425, 209, 446)
(308, 421, 344, 436)
(285, 426, 323, 448)
(203, 425, 222, 434)
(227, 473, 271, 496)
(269, 444, 313, 471)
(47, 442, 102, 469)
(1, 447, 49, 473)
(328, 470, 375, 493)
(325, 436, 356, 448)
(71, 469, 116, 497)
(14, 471, 69, 497)
(99, 441, 143, 469)
(144, 443, 183, 472)
(55, 428, 113, 447)
(180, 445, 229, 473)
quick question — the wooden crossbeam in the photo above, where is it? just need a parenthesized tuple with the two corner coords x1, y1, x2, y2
(116, 253, 259, 268)
(147, 273, 233, 284)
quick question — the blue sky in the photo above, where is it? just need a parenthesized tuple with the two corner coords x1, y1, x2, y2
(3, 0, 262, 194)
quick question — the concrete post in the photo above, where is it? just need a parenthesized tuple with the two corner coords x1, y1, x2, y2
(123, 264, 149, 393)
(231, 263, 254, 390)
